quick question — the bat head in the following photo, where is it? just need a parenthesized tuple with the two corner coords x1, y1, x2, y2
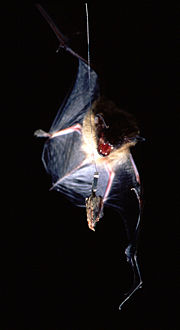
(93, 97, 140, 156)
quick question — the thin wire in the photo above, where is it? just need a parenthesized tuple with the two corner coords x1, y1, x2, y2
(85, 4, 90, 73)
(85, 3, 98, 174)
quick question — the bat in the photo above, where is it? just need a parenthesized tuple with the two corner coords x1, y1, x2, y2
(34, 4, 144, 309)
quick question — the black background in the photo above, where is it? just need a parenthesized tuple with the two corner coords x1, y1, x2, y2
(1, 2, 178, 330)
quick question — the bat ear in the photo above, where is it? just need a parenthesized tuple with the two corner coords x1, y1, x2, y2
(124, 135, 145, 144)
(95, 113, 109, 128)
(136, 135, 146, 142)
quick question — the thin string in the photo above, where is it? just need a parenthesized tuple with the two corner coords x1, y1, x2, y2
(85, 3, 98, 174)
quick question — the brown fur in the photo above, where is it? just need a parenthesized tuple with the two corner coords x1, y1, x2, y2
(81, 97, 138, 169)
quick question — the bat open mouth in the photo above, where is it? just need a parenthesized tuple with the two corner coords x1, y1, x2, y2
(97, 137, 113, 156)
(95, 113, 114, 156)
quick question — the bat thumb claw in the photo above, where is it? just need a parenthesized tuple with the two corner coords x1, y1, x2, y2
(34, 129, 51, 138)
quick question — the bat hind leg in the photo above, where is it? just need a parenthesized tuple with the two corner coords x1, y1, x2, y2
(119, 244, 143, 310)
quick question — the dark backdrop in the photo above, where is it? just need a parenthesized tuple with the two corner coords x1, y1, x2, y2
(1, 2, 178, 330)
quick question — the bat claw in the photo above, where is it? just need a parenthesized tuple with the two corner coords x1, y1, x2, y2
(56, 44, 64, 53)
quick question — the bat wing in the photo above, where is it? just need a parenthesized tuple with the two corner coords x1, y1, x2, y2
(104, 153, 143, 309)
(49, 59, 99, 133)
(38, 58, 99, 196)
(49, 160, 112, 207)
(104, 153, 141, 242)
(35, 5, 100, 203)
(35, 4, 99, 133)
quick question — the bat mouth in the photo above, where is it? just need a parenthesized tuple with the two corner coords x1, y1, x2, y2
(95, 114, 114, 156)
(98, 137, 113, 156)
